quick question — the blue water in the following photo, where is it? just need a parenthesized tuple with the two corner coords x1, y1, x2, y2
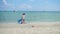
(0, 11, 60, 23)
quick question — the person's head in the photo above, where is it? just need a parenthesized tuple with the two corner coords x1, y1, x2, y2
(22, 13, 26, 15)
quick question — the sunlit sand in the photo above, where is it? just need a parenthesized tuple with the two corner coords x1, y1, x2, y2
(0, 22, 60, 34)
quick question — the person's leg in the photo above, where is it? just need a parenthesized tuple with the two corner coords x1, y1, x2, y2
(23, 19, 25, 24)
(21, 19, 25, 24)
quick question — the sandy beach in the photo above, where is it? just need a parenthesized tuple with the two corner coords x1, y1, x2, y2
(0, 22, 60, 34)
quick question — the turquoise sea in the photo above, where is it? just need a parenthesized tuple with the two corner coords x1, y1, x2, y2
(0, 11, 60, 23)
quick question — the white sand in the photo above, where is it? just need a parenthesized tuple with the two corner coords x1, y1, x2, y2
(0, 22, 60, 34)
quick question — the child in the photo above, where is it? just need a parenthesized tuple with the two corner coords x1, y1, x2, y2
(21, 13, 26, 24)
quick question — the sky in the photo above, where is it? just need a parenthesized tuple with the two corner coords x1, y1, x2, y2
(0, 0, 60, 11)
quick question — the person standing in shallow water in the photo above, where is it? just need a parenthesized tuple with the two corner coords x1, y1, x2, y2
(21, 13, 26, 24)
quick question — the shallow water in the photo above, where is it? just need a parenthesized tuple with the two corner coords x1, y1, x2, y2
(0, 11, 60, 23)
